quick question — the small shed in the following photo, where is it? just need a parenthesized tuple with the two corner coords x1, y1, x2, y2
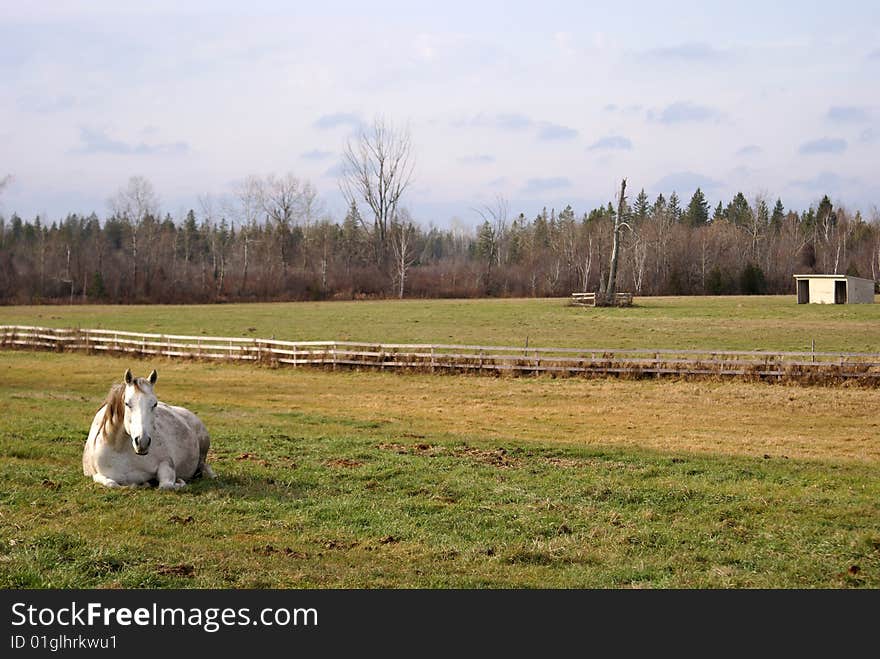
(793, 274, 875, 304)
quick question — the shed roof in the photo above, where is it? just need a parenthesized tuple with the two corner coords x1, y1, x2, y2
(792, 274, 874, 283)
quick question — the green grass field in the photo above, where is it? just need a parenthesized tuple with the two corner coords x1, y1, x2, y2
(1, 297, 879, 588)
(2, 294, 880, 352)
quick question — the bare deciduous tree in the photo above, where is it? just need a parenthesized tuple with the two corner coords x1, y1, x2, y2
(631, 232, 648, 294)
(390, 210, 418, 299)
(109, 176, 159, 293)
(233, 176, 263, 295)
(473, 195, 510, 267)
(577, 233, 594, 293)
(340, 117, 415, 274)
(255, 173, 317, 277)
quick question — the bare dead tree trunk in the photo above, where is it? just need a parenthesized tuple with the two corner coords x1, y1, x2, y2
(604, 178, 627, 305)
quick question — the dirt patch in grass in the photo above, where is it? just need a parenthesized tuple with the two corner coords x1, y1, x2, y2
(253, 545, 308, 559)
(377, 442, 519, 467)
(157, 564, 194, 577)
(455, 446, 519, 468)
(322, 540, 358, 551)
(235, 452, 271, 466)
(325, 458, 364, 468)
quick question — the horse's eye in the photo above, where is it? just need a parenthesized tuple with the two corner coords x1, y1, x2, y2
(125, 402, 132, 408)
(151, 402, 158, 409)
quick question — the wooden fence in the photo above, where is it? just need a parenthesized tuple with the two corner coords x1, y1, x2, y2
(570, 292, 634, 307)
(2, 325, 880, 384)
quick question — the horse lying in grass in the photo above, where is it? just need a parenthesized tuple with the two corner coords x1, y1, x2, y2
(83, 369, 215, 489)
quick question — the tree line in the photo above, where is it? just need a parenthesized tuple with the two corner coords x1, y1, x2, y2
(1, 177, 877, 305)
(1, 118, 877, 303)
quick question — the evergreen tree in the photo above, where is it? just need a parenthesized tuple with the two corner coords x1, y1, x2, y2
(475, 220, 497, 263)
(684, 188, 709, 227)
(770, 198, 785, 230)
(507, 216, 524, 264)
(817, 195, 833, 224)
(668, 192, 682, 222)
(585, 205, 611, 223)
(817, 194, 835, 239)
(10, 213, 23, 242)
(182, 209, 199, 262)
(756, 199, 770, 230)
(558, 204, 576, 224)
(739, 263, 767, 294)
(533, 208, 550, 248)
(800, 208, 815, 228)
(706, 266, 733, 294)
(88, 270, 107, 299)
(652, 193, 667, 217)
(340, 201, 365, 270)
(726, 192, 752, 226)
(633, 188, 650, 224)
(712, 201, 725, 222)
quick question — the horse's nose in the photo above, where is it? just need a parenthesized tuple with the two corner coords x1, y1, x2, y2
(133, 435, 151, 454)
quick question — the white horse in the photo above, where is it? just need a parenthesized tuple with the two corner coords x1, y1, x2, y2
(83, 369, 215, 489)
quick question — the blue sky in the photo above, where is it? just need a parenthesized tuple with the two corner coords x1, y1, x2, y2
(2, 1, 879, 226)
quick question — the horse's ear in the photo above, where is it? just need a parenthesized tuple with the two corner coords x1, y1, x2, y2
(148, 369, 158, 385)
(124, 369, 133, 385)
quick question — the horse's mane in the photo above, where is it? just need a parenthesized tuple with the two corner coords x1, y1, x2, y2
(99, 383, 125, 435)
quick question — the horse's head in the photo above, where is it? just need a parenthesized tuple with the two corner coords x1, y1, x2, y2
(122, 368, 158, 455)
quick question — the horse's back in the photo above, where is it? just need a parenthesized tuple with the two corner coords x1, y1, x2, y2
(156, 403, 210, 472)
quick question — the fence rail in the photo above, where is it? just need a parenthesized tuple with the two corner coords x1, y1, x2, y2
(2, 325, 879, 384)
(570, 292, 634, 307)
